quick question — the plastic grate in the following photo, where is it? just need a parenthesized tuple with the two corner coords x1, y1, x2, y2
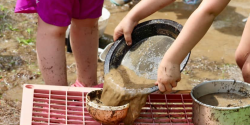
(20, 84, 193, 125)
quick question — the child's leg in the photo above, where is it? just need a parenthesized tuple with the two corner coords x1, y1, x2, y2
(235, 18, 250, 83)
(70, 18, 99, 87)
(36, 16, 68, 86)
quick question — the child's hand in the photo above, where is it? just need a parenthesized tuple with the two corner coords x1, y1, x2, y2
(113, 17, 138, 46)
(156, 61, 181, 92)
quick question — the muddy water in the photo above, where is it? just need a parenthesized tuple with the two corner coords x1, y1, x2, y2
(198, 93, 250, 107)
(122, 36, 175, 80)
(0, 0, 249, 124)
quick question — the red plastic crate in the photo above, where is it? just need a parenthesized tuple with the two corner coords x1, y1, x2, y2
(20, 84, 193, 125)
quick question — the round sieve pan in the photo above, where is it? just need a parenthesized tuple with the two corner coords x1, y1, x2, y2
(104, 19, 190, 93)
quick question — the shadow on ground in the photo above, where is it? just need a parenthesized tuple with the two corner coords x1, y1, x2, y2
(159, 1, 247, 36)
(213, 5, 246, 36)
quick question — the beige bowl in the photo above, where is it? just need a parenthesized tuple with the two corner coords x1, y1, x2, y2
(86, 89, 129, 124)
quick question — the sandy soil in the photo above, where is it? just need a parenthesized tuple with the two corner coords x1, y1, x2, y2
(0, 0, 249, 124)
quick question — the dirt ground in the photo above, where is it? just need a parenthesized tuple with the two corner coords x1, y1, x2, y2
(0, 0, 250, 124)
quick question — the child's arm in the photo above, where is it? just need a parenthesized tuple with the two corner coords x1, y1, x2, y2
(113, 0, 175, 45)
(157, 0, 230, 92)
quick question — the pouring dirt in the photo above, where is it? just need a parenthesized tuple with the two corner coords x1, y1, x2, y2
(100, 65, 155, 125)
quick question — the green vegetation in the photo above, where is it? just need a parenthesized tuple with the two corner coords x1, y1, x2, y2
(33, 71, 41, 75)
(182, 70, 189, 75)
(7, 24, 19, 31)
(0, 5, 36, 46)
(16, 37, 35, 45)
(26, 28, 32, 35)
(0, 5, 7, 12)
(0, 5, 8, 20)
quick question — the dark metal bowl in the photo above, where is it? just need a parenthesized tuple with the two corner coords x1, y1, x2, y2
(104, 19, 190, 80)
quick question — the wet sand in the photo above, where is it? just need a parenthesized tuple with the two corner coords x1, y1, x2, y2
(0, 0, 249, 124)
(122, 36, 175, 80)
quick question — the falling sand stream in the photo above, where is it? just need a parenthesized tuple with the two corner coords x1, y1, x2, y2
(0, 0, 250, 124)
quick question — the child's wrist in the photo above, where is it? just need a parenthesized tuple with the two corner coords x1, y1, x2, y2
(125, 13, 140, 23)
(162, 54, 181, 65)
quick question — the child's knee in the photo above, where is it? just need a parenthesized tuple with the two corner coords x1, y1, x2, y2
(53, 27, 67, 37)
(240, 54, 250, 79)
(235, 50, 245, 68)
(242, 62, 250, 80)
